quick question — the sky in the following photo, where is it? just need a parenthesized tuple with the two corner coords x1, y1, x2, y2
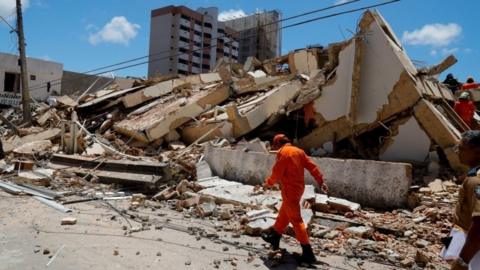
(0, 0, 478, 82)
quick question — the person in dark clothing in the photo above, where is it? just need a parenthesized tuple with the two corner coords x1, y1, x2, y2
(443, 73, 462, 94)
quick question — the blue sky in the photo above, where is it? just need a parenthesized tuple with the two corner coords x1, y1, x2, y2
(0, 0, 478, 82)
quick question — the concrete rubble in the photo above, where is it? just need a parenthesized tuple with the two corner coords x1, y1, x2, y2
(0, 10, 467, 269)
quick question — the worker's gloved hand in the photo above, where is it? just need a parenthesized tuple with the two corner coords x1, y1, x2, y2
(320, 183, 329, 195)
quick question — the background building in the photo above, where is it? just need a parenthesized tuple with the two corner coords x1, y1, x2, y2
(223, 10, 282, 63)
(0, 52, 63, 103)
(148, 6, 239, 78)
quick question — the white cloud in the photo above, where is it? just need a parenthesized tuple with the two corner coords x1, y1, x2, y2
(218, 9, 247, 22)
(402, 23, 461, 47)
(441, 47, 458, 55)
(88, 16, 140, 46)
(335, 0, 351, 4)
(0, 0, 29, 21)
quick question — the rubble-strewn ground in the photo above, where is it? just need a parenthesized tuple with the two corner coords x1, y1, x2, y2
(2, 189, 401, 270)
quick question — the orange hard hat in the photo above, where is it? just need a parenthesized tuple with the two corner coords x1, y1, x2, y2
(273, 134, 290, 145)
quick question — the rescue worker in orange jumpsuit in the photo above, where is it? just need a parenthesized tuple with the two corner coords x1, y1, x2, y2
(461, 77, 480, 91)
(454, 92, 476, 128)
(261, 134, 328, 264)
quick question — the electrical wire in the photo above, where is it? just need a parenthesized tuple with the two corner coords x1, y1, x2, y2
(0, 14, 16, 33)
(26, 0, 373, 92)
(29, 0, 400, 93)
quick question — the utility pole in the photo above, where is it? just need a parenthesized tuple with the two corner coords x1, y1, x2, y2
(16, 0, 31, 124)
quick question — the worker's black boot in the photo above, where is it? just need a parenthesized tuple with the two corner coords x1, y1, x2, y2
(296, 244, 317, 265)
(261, 229, 281, 250)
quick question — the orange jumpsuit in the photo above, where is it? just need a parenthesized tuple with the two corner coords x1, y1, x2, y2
(454, 100, 476, 128)
(265, 143, 324, 244)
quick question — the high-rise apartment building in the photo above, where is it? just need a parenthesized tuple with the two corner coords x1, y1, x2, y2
(223, 10, 282, 63)
(148, 6, 239, 78)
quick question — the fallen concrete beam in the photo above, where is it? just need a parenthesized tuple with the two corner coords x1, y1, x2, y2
(50, 154, 168, 175)
(204, 145, 412, 209)
(114, 84, 230, 142)
(418, 55, 457, 76)
(67, 168, 162, 186)
(288, 49, 319, 75)
(121, 79, 179, 108)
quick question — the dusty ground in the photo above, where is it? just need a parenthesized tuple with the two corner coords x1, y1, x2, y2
(0, 190, 399, 270)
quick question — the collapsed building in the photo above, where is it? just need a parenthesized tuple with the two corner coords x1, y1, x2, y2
(0, 9, 464, 269)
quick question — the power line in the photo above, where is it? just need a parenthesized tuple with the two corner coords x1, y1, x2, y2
(0, 14, 16, 33)
(30, 0, 400, 92)
(28, 0, 366, 91)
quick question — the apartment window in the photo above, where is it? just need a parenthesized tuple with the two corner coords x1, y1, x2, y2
(181, 14, 190, 21)
(4, 72, 20, 93)
(204, 33, 212, 39)
(194, 30, 201, 36)
(179, 47, 188, 53)
(204, 22, 212, 28)
(194, 20, 201, 26)
(180, 25, 189, 31)
(203, 54, 211, 59)
(178, 58, 189, 65)
(202, 64, 210, 69)
(192, 62, 200, 68)
(193, 41, 201, 47)
(193, 52, 201, 57)
(178, 69, 188, 75)
(218, 29, 225, 34)
(30, 75, 36, 80)
(179, 36, 189, 43)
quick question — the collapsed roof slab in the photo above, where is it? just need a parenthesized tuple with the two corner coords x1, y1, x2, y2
(413, 99, 466, 171)
(121, 73, 222, 109)
(379, 116, 431, 163)
(354, 10, 421, 126)
(114, 84, 230, 142)
(181, 81, 303, 144)
(204, 145, 412, 209)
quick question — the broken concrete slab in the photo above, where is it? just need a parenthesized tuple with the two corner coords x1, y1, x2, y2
(196, 161, 213, 179)
(379, 117, 431, 162)
(181, 81, 302, 144)
(4, 128, 61, 153)
(77, 86, 144, 110)
(13, 140, 52, 155)
(204, 145, 412, 209)
(114, 85, 230, 142)
(288, 49, 319, 75)
(121, 80, 178, 108)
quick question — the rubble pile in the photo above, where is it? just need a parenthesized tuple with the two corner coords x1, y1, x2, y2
(0, 9, 465, 269)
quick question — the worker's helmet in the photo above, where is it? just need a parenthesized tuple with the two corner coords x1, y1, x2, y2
(459, 92, 470, 100)
(467, 76, 475, 83)
(273, 134, 290, 146)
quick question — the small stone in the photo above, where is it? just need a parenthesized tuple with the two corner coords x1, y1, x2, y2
(156, 252, 162, 256)
(113, 249, 119, 256)
(33, 247, 41, 253)
(404, 230, 414, 237)
(201, 246, 206, 249)
(185, 259, 191, 265)
(136, 251, 140, 255)
(223, 246, 229, 251)
(415, 239, 430, 248)
(43, 249, 50, 255)
(61, 217, 77, 225)
(155, 225, 163, 230)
